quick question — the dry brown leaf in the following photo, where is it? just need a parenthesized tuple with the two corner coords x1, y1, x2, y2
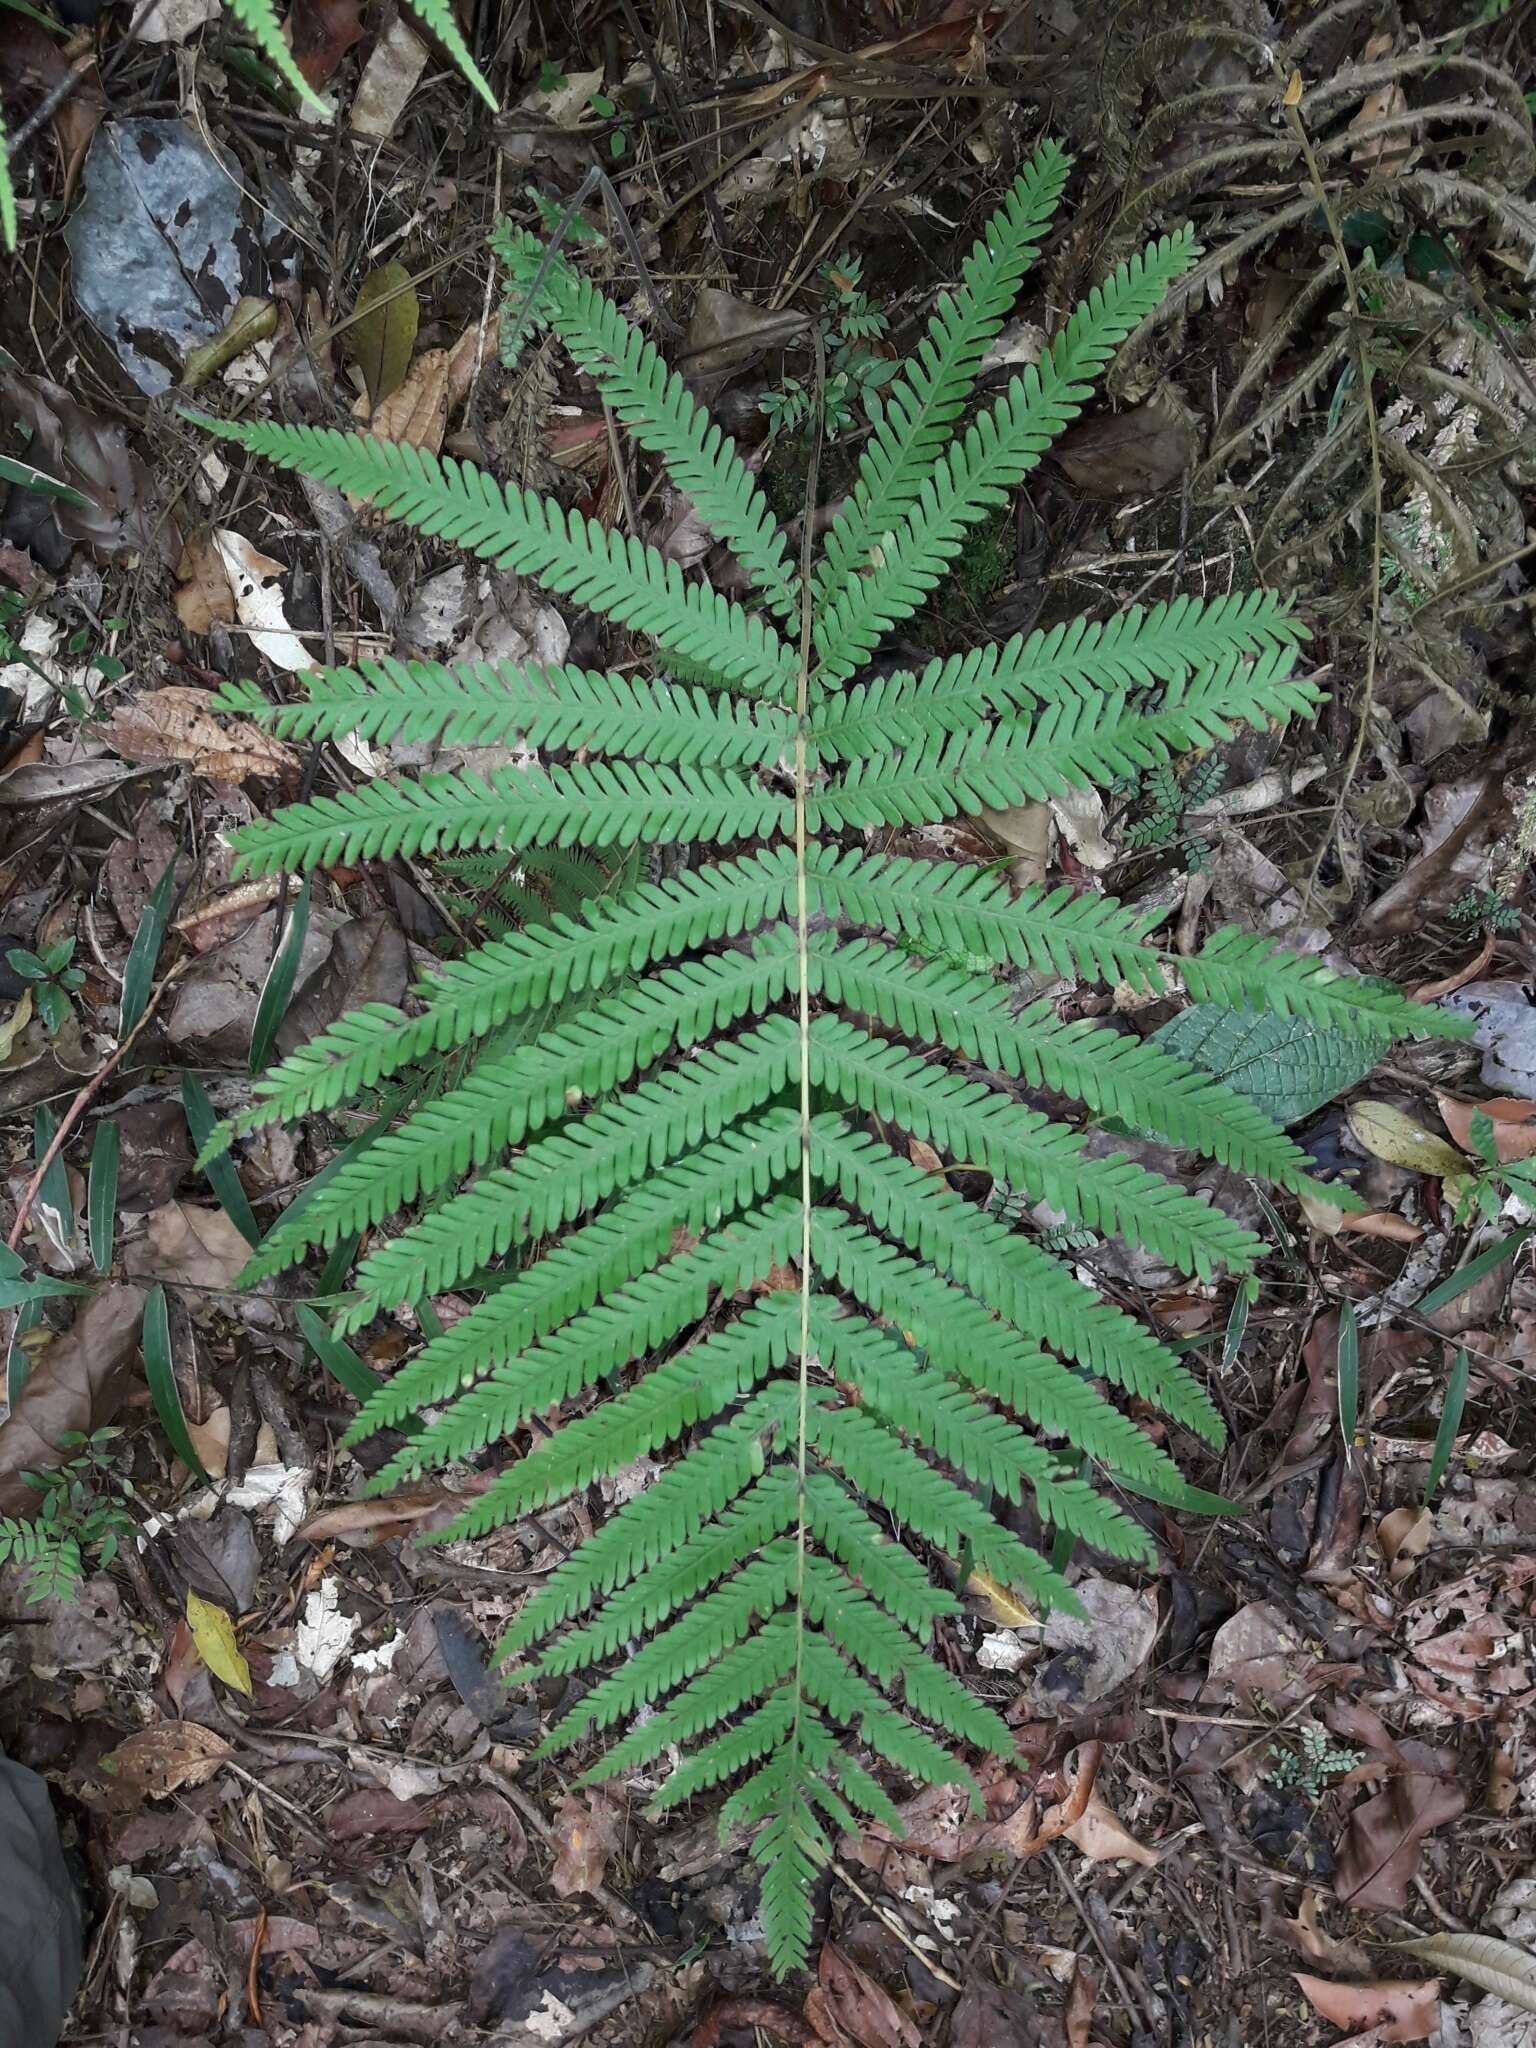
(294, 1476, 494, 1547)
(0, 1285, 146, 1514)
(1338, 1210, 1426, 1244)
(289, 0, 364, 84)
(1295, 1973, 1438, 2044)
(0, 358, 169, 561)
(805, 1940, 921, 2048)
(1437, 1094, 1536, 1164)
(908, 1138, 945, 1175)
(107, 686, 298, 783)
(1062, 1961, 1098, 2048)
(99, 1722, 231, 1802)
(550, 1792, 621, 1898)
(124, 1203, 252, 1293)
(1378, 1505, 1434, 1585)
(210, 530, 317, 674)
(1348, 34, 1412, 172)
(1053, 400, 1196, 498)
(1062, 1789, 1158, 1866)
(172, 534, 236, 636)
(363, 321, 486, 456)
(328, 1787, 433, 1839)
(1335, 1772, 1465, 1909)
(1266, 1888, 1373, 1976)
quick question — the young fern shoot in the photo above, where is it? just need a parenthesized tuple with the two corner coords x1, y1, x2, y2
(196, 146, 1464, 1973)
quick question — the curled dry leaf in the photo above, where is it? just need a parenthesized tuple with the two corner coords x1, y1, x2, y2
(98, 1722, 231, 1802)
(0, 360, 168, 562)
(125, 1204, 253, 1293)
(1062, 1788, 1158, 1866)
(0, 1284, 146, 1514)
(1378, 1505, 1434, 1585)
(805, 1940, 921, 2048)
(107, 686, 298, 783)
(1295, 1972, 1439, 2044)
(550, 1792, 621, 1898)
(294, 1474, 495, 1547)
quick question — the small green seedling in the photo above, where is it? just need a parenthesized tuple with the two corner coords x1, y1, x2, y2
(6, 936, 85, 1035)
(761, 253, 898, 443)
(0, 1428, 135, 1603)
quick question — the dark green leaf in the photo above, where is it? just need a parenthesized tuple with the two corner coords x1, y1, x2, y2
(1337, 1300, 1359, 1449)
(1424, 1348, 1469, 1506)
(88, 1122, 119, 1273)
(181, 1073, 261, 1246)
(1153, 1004, 1388, 1128)
(120, 856, 179, 1039)
(142, 1285, 208, 1483)
(249, 878, 310, 1075)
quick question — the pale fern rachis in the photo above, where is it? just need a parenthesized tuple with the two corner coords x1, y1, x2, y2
(197, 146, 1463, 1973)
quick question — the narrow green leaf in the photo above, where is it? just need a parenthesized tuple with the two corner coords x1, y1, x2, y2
(1423, 1348, 1469, 1506)
(250, 878, 311, 1074)
(1415, 1224, 1532, 1317)
(31, 1106, 74, 1257)
(142, 1285, 209, 1482)
(0, 453, 87, 503)
(181, 1074, 261, 1246)
(1337, 1299, 1359, 1449)
(295, 1303, 414, 1425)
(88, 1122, 119, 1273)
(1107, 1464, 1243, 1517)
(120, 855, 179, 1040)
(1220, 1288, 1249, 1375)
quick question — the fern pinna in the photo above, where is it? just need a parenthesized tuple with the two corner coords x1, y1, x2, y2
(197, 145, 1462, 1972)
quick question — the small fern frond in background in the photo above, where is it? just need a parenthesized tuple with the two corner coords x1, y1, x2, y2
(202, 143, 1468, 1974)
(218, 0, 496, 114)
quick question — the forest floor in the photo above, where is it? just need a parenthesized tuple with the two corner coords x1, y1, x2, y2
(1, 1, 1535, 2043)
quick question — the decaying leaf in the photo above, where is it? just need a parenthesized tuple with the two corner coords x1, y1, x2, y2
(1054, 399, 1196, 497)
(347, 261, 419, 412)
(107, 686, 298, 782)
(0, 359, 168, 562)
(349, 14, 429, 139)
(1336, 1770, 1465, 1909)
(124, 1203, 254, 1293)
(0, 1284, 146, 1515)
(1378, 1505, 1434, 1584)
(1402, 1933, 1536, 2017)
(1438, 1095, 1536, 1164)
(294, 1475, 494, 1547)
(1295, 1973, 1439, 2043)
(1062, 1788, 1158, 1866)
(172, 533, 237, 636)
(1347, 1102, 1467, 1178)
(210, 530, 318, 675)
(184, 1589, 252, 1696)
(98, 1722, 231, 1801)
(289, 0, 364, 87)
(182, 297, 278, 391)
(806, 1940, 921, 2047)
(551, 1792, 621, 1898)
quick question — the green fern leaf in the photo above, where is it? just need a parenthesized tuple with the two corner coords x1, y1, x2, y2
(218, 660, 793, 766)
(816, 141, 1071, 612)
(495, 224, 800, 625)
(813, 230, 1201, 683)
(401, 0, 496, 107)
(191, 418, 797, 698)
(219, 0, 330, 113)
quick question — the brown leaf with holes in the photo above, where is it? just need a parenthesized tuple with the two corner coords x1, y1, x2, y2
(805, 1941, 920, 2047)
(551, 1792, 621, 1898)
(107, 687, 298, 784)
(173, 534, 237, 637)
(98, 1723, 231, 1803)
(1295, 1974, 1438, 2043)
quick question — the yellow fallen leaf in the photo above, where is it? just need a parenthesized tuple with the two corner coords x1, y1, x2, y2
(1347, 1101, 1467, 1178)
(964, 1564, 1036, 1628)
(185, 1590, 252, 1696)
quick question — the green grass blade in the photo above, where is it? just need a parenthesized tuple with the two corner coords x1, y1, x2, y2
(142, 1284, 209, 1482)
(1415, 1224, 1533, 1318)
(88, 1122, 119, 1273)
(181, 1073, 261, 1246)
(120, 856, 179, 1040)
(1423, 1348, 1469, 1506)
(1336, 1299, 1359, 1450)
(250, 878, 311, 1074)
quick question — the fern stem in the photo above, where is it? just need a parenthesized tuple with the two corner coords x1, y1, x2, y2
(790, 331, 829, 1778)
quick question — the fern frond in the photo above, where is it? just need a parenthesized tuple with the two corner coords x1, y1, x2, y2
(230, 929, 801, 1203)
(344, 1109, 803, 1439)
(812, 1134, 1221, 1453)
(815, 142, 1070, 613)
(282, 992, 799, 1285)
(432, 1293, 804, 1541)
(499, 1383, 801, 1655)
(231, 757, 790, 876)
(810, 1016, 1263, 1281)
(495, 224, 799, 626)
(373, 1199, 802, 1483)
(812, 937, 1344, 1205)
(650, 1689, 799, 1811)
(809, 588, 1308, 734)
(812, 1306, 1152, 1560)
(0, 110, 17, 253)
(219, 0, 329, 113)
(813, 642, 1318, 778)
(192, 418, 797, 697)
(813, 231, 1201, 683)
(804, 1472, 960, 1639)
(402, 0, 497, 107)
(591, 1616, 800, 1774)
(217, 661, 793, 767)
(808, 846, 1468, 1039)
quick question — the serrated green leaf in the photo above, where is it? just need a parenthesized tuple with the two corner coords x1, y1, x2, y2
(1153, 1003, 1387, 1127)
